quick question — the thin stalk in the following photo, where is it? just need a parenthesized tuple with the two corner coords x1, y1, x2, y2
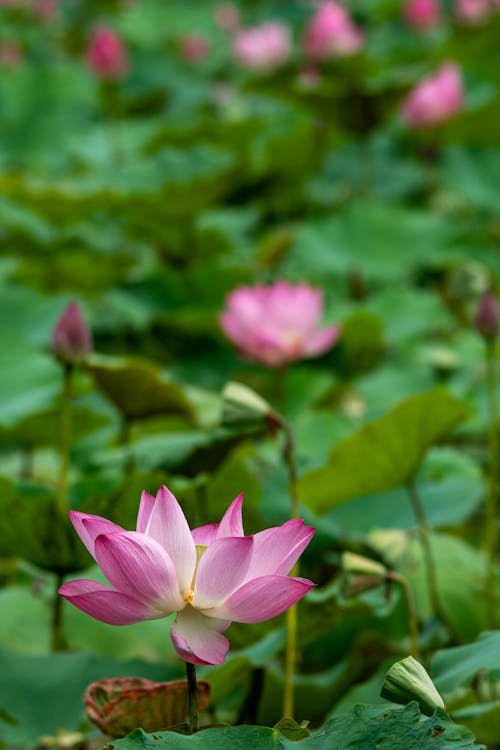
(58, 363, 73, 515)
(391, 573, 419, 658)
(485, 341, 498, 627)
(407, 482, 441, 619)
(280, 417, 299, 717)
(51, 573, 67, 651)
(185, 661, 199, 733)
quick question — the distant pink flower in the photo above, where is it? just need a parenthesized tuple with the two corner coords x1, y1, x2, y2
(474, 291, 500, 341)
(0, 40, 22, 68)
(34, 0, 57, 22)
(214, 2, 240, 32)
(233, 21, 290, 71)
(400, 63, 464, 128)
(180, 33, 209, 61)
(60, 487, 315, 665)
(455, 0, 491, 23)
(303, 1, 364, 60)
(52, 301, 93, 365)
(85, 25, 128, 80)
(220, 281, 341, 368)
(403, 0, 441, 29)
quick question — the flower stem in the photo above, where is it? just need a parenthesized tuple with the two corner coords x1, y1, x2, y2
(485, 341, 498, 627)
(185, 661, 199, 733)
(280, 417, 299, 717)
(406, 481, 441, 620)
(58, 363, 73, 515)
(51, 573, 67, 651)
(390, 572, 419, 658)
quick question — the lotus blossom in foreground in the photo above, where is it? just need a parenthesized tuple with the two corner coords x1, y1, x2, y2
(400, 63, 464, 128)
(220, 281, 341, 368)
(60, 487, 315, 665)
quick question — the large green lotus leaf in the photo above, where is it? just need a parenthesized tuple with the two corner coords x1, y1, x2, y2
(298, 389, 468, 513)
(0, 337, 61, 428)
(86, 354, 195, 421)
(0, 478, 89, 573)
(282, 201, 457, 283)
(432, 632, 500, 694)
(0, 404, 111, 448)
(107, 704, 483, 749)
(441, 148, 500, 214)
(0, 647, 181, 746)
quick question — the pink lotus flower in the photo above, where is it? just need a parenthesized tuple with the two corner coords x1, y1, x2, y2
(180, 34, 209, 62)
(34, 0, 57, 22)
(220, 281, 341, 368)
(60, 487, 315, 665)
(303, 1, 364, 60)
(52, 301, 93, 365)
(0, 40, 22, 68)
(400, 63, 464, 128)
(403, 0, 441, 30)
(474, 290, 500, 341)
(214, 3, 240, 32)
(455, 0, 491, 23)
(233, 21, 291, 71)
(85, 25, 128, 80)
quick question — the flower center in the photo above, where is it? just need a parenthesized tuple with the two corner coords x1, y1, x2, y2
(184, 589, 194, 604)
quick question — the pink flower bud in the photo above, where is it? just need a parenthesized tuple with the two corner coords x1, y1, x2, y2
(233, 21, 291, 71)
(180, 33, 209, 62)
(85, 25, 128, 80)
(303, 1, 364, 60)
(403, 0, 441, 30)
(400, 62, 464, 128)
(214, 3, 240, 32)
(455, 0, 491, 24)
(52, 301, 93, 365)
(220, 281, 341, 368)
(474, 291, 500, 341)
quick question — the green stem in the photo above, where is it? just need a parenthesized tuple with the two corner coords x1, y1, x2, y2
(58, 363, 73, 515)
(485, 341, 498, 628)
(406, 482, 441, 620)
(51, 573, 67, 651)
(391, 573, 419, 658)
(185, 661, 199, 733)
(280, 416, 299, 717)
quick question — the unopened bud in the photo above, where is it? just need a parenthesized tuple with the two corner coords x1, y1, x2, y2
(222, 381, 272, 426)
(381, 656, 445, 716)
(52, 301, 93, 365)
(474, 291, 500, 341)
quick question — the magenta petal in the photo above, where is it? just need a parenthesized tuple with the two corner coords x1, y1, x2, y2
(59, 579, 162, 625)
(143, 486, 196, 597)
(94, 531, 184, 612)
(206, 575, 315, 623)
(302, 325, 341, 357)
(192, 524, 218, 545)
(193, 536, 253, 610)
(69, 511, 124, 558)
(171, 607, 230, 666)
(246, 520, 315, 579)
(216, 494, 244, 538)
(136, 491, 156, 533)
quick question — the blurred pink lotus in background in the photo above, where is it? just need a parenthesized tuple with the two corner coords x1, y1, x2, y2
(34, 0, 57, 22)
(60, 487, 315, 665)
(220, 281, 341, 368)
(474, 290, 500, 341)
(400, 62, 464, 128)
(52, 301, 93, 365)
(403, 0, 441, 30)
(233, 21, 291, 71)
(0, 40, 23, 67)
(303, 0, 364, 60)
(214, 2, 240, 32)
(455, 0, 492, 23)
(180, 33, 209, 61)
(85, 25, 128, 80)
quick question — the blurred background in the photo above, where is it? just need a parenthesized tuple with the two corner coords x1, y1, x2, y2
(0, 0, 499, 746)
